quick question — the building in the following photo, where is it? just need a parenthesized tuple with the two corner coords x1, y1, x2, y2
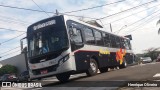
(0, 53, 28, 74)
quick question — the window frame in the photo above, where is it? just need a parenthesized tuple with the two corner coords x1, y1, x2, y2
(84, 27, 95, 45)
(94, 29, 104, 46)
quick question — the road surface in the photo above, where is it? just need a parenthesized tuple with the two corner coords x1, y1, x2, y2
(1, 62, 160, 90)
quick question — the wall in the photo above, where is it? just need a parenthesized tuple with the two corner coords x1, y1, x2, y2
(0, 54, 27, 74)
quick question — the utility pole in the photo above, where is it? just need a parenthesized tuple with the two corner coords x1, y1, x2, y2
(56, 9, 59, 15)
(110, 23, 112, 32)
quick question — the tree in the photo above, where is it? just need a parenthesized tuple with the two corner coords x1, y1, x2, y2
(0, 64, 18, 76)
(143, 47, 160, 60)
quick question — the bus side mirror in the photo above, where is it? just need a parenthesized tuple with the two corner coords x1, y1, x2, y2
(20, 37, 27, 52)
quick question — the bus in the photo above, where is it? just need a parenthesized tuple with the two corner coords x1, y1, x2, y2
(25, 15, 134, 82)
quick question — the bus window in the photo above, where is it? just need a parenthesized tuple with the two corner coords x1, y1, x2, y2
(84, 28, 95, 45)
(102, 33, 110, 47)
(116, 37, 121, 48)
(94, 30, 103, 46)
(69, 27, 83, 51)
(110, 35, 116, 48)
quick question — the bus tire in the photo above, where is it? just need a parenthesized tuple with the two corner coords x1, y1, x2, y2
(119, 58, 127, 69)
(86, 58, 98, 76)
(99, 67, 108, 73)
(56, 73, 70, 83)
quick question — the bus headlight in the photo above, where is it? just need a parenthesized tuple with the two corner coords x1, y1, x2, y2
(59, 54, 69, 65)
(63, 54, 69, 62)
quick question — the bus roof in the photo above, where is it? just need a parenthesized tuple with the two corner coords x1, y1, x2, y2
(63, 15, 129, 40)
(28, 15, 129, 40)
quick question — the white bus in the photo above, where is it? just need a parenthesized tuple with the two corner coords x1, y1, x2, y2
(25, 15, 134, 82)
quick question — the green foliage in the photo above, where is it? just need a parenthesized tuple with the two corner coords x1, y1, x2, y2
(143, 47, 160, 60)
(0, 64, 18, 76)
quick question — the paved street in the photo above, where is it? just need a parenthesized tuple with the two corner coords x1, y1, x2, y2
(1, 62, 160, 90)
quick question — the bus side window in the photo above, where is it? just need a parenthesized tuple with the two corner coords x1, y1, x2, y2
(102, 33, 110, 47)
(116, 37, 121, 48)
(69, 26, 83, 51)
(94, 30, 103, 46)
(110, 35, 116, 48)
(84, 28, 95, 45)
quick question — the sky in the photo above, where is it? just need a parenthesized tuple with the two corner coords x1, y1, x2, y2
(0, 0, 160, 60)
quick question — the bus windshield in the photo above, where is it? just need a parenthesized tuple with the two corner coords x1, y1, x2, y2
(28, 26, 69, 57)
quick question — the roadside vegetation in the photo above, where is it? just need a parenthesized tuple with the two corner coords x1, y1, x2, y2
(0, 64, 18, 76)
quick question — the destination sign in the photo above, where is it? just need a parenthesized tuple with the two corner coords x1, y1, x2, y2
(33, 20, 56, 30)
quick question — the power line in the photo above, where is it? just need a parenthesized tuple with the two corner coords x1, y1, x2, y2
(114, 8, 160, 33)
(60, 13, 97, 19)
(31, 0, 50, 17)
(0, 0, 155, 20)
(0, 15, 30, 25)
(0, 0, 155, 21)
(0, 18, 28, 26)
(126, 12, 160, 34)
(0, 3, 95, 19)
(0, 33, 25, 45)
(0, 49, 21, 58)
(0, 43, 27, 55)
(0, 1, 123, 20)
(0, 4, 50, 13)
(103, 3, 160, 26)
(0, 27, 26, 32)
(93, 0, 155, 21)
(0, 0, 126, 14)
(0, 46, 20, 55)
(62, 0, 155, 20)
(63, 0, 126, 13)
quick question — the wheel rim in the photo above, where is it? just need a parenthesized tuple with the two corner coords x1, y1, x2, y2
(90, 61, 96, 72)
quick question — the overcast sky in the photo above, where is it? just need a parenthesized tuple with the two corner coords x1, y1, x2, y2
(0, 0, 160, 60)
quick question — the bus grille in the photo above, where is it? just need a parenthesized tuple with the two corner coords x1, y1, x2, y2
(32, 64, 58, 75)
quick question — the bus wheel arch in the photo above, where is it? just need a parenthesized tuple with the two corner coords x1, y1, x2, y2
(91, 55, 100, 68)
(86, 56, 98, 76)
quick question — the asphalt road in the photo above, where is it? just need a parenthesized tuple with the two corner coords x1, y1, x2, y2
(2, 62, 160, 90)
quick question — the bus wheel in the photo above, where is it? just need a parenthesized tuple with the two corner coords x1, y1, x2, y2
(86, 58, 98, 76)
(56, 73, 70, 83)
(99, 67, 108, 73)
(119, 58, 127, 69)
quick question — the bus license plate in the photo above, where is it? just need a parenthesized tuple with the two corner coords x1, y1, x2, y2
(41, 70, 48, 74)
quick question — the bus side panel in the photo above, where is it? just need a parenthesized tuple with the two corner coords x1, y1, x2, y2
(74, 51, 91, 71)
(98, 54, 110, 68)
(107, 52, 119, 67)
(74, 51, 119, 71)
(74, 51, 108, 71)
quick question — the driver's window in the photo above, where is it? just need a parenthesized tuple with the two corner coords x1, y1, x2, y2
(69, 27, 83, 43)
(69, 26, 83, 51)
